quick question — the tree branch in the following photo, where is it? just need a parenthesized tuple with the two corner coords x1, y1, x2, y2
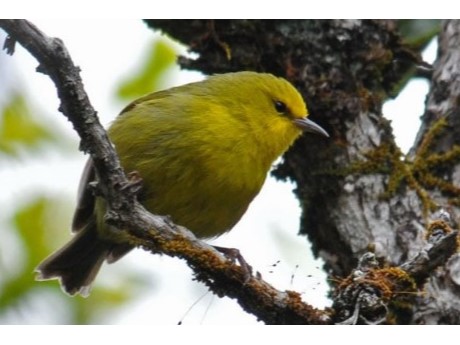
(333, 215, 458, 325)
(0, 19, 330, 324)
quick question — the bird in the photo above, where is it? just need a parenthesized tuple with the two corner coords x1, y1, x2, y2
(36, 71, 329, 296)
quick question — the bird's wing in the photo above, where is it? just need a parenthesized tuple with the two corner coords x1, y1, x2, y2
(118, 88, 177, 116)
(71, 158, 96, 233)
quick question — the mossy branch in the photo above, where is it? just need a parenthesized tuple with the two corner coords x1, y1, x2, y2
(0, 19, 328, 324)
(334, 213, 458, 325)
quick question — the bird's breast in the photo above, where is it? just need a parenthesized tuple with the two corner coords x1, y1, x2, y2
(132, 140, 268, 238)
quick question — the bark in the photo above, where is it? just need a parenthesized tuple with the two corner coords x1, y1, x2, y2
(147, 19, 460, 324)
(409, 20, 460, 324)
(2, 19, 459, 324)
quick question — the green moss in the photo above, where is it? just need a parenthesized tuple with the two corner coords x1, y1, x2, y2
(335, 265, 418, 324)
(340, 117, 460, 217)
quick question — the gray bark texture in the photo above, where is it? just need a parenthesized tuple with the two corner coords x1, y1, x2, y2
(146, 19, 460, 324)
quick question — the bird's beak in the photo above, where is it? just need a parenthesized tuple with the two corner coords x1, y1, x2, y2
(293, 117, 329, 137)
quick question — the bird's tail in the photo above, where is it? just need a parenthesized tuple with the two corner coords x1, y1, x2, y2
(35, 221, 130, 297)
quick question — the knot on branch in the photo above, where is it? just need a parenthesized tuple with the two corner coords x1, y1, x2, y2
(426, 207, 457, 242)
(333, 252, 417, 325)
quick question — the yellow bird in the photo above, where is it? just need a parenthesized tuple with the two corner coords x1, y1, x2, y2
(36, 71, 328, 296)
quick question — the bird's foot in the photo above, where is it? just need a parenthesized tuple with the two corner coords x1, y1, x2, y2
(213, 245, 253, 282)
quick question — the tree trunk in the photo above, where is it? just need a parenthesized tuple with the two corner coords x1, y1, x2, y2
(147, 19, 460, 324)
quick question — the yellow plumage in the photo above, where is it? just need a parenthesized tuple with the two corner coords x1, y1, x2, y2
(36, 71, 328, 296)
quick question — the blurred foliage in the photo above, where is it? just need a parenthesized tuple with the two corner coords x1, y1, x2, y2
(0, 93, 58, 157)
(0, 196, 145, 324)
(387, 20, 440, 99)
(0, 31, 179, 324)
(0, 197, 69, 312)
(398, 19, 440, 50)
(116, 38, 177, 101)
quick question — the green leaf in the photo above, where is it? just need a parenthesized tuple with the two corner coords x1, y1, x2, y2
(0, 93, 57, 157)
(117, 38, 177, 100)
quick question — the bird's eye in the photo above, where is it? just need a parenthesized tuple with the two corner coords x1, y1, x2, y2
(274, 101, 287, 113)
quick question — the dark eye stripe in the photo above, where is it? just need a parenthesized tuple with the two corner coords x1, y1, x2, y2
(274, 101, 287, 113)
